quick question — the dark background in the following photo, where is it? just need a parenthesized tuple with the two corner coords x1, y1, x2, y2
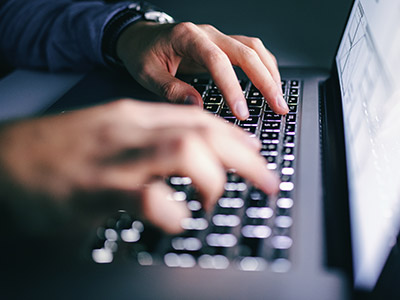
(149, 0, 353, 69)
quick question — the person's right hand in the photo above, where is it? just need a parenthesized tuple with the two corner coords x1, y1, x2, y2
(0, 99, 279, 236)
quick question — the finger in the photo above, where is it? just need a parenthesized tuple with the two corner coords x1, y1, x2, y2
(98, 128, 227, 211)
(136, 116, 277, 196)
(231, 35, 282, 91)
(101, 100, 261, 152)
(200, 26, 288, 115)
(204, 128, 280, 195)
(141, 180, 190, 234)
(171, 23, 249, 120)
(143, 104, 262, 151)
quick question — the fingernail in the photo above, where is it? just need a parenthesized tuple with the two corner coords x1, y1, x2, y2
(277, 93, 289, 113)
(184, 95, 200, 106)
(235, 100, 249, 120)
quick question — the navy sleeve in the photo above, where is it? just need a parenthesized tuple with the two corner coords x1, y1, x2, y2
(0, 0, 136, 71)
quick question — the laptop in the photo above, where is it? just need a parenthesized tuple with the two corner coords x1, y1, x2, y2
(18, 0, 399, 298)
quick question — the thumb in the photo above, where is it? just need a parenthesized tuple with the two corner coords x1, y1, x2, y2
(139, 66, 203, 106)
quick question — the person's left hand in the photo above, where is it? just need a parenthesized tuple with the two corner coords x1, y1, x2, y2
(116, 21, 289, 120)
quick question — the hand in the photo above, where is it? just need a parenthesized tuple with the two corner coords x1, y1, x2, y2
(0, 100, 279, 235)
(116, 22, 289, 120)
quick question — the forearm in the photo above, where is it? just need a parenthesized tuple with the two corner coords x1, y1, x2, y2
(0, 0, 136, 71)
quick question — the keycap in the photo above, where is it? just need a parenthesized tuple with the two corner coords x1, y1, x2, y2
(288, 105, 297, 113)
(241, 126, 256, 134)
(204, 95, 223, 104)
(247, 99, 264, 107)
(261, 132, 279, 140)
(206, 233, 237, 247)
(285, 124, 296, 133)
(171, 237, 202, 251)
(212, 214, 241, 227)
(227, 173, 243, 183)
(204, 104, 220, 113)
(248, 107, 261, 116)
(248, 90, 262, 98)
(283, 134, 295, 144)
(286, 114, 296, 123)
(281, 175, 293, 182)
(249, 188, 268, 200)
(220, 108, 234, 117)
(265, 156, 277, 163)
(239, 116, 259, 126)
(218, 197, 244, 209)
(264, 113, 282, 121)
(245, 207, 273, 219)
(271, 236, 293, 250)
(223, 117, 236, 124)
(262, 122, 281, 131)
(242, 225, 271, 238)
(261, 143, 277, 151)
(288, 96, 298, 104)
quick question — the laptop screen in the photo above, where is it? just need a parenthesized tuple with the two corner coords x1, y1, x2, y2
(336, 0, 400, 290)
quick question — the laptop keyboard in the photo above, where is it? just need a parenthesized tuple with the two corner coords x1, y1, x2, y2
(91, 78, 301, 273)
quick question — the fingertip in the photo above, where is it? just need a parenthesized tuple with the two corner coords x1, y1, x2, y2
(236, 128, 261, 151)
(184, 94, 203, 107)
(202, 184, 225, 212)
(247, 135, 262, 151)
(261, 168, 281, 195)
(142, 181, 191, 235)
(198, 173, 226, 212)
(244, 167, 280, 197)
(276, 93, 289, 115)
(234, 100, 250, 120)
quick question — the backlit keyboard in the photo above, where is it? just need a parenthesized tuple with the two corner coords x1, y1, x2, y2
(91, 78, 301, 273)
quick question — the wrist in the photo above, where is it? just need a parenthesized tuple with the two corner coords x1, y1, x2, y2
(116, 21, 155, 63)
(102, 3, 174, 66)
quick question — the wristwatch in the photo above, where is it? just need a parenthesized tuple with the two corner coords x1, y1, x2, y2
(102, 2, 175, 65)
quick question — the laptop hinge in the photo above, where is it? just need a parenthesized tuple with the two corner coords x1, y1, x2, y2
(319, 65, 353, 278)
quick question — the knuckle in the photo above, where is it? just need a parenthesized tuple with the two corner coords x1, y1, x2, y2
(107, 98, 134, 113)
(239, 45, 257, 60)
(271, 53, 278, 65)
(96, 100, 134, 143)
(195, 123, 213, 137)
(207, 48, 228, 65)
(172, 132, 197, 158)
(160, 81, 179, 100)
(96, 119, 117, 146)
(172, 21, 198, 37)
(248, 37, 263, 48)
(199, 24, 216, 32)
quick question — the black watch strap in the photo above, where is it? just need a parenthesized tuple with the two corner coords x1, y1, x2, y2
(102, 6, 144, 65)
